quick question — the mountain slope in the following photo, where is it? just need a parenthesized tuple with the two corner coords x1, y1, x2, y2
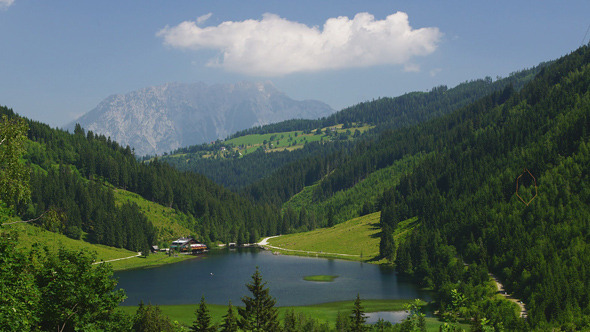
(2, 104, 284, 254)
(68, 82, 334, 156)
(374, 46, 590, 329)
(157, 70, 540, 194)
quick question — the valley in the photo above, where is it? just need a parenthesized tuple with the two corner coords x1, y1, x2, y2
(1, 40, 589, 331)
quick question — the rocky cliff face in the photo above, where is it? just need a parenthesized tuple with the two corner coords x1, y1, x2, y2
(67, 82, 334, 156)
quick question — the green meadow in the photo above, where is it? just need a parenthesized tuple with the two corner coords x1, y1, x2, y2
(118, 299, 466, 331)
(267, 212, 418, 263)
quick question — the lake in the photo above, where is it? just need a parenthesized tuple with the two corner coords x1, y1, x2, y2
(115, 248, 431, 306)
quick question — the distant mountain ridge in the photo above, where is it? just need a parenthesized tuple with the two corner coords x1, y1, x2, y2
(67, 82, 334, 156)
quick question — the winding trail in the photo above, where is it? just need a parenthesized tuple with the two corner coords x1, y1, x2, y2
(92, 252, 142, 265)
(257, 235, 360, 258)
(489, 273, 528, 318)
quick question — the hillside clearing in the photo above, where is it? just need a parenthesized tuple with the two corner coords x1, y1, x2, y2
(265, 213, 418, 263)
(113, 189, 194, 242)
(267, 212, 381, 261)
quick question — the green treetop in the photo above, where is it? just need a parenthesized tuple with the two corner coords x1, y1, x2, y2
(238, 267, 279, 332)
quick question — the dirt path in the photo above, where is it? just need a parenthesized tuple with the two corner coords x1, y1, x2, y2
(489, 273, 527, 318)
(257, 235, 360, 258)
(92, 252, 141, 265)
(257, 235, 282, 246)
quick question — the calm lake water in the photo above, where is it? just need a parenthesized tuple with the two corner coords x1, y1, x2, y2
(115, 248, 431, 306)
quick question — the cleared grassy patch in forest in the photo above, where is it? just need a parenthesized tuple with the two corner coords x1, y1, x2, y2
(113, 189, 194, 243)
(5, 223, 136, 262)
(166, 123, 375, 160)
(4, 221, 197, 271)
(269, 212, 381, 261)
(266, 213, 419, 263)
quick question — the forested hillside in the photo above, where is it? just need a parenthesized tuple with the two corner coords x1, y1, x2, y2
(1, 107, 282, 250)
(231, 67, 542, 138)
(161, 132, 354, 191)
(159, 68, 541, 192)
(373, 46, 590, 329)
(240, 46, 589, 329)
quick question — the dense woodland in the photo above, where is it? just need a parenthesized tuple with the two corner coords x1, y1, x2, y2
(382, 46, 590, 330)
(230, 67, 542, 139)
(0, 107, 284, 249)
(163, 140, 352, 191)
(239, 77, 531, 207)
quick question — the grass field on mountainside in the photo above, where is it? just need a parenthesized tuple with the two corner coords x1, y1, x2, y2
(266, 212, 419, 263)
(113, 189, 194, 243)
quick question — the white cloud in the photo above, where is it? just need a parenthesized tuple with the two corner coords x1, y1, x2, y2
(0, 0, 14, 10)
(157, 12, 442, 76)
(404, 63, 421, 72)
(196, 13, 212, 25)
(430, 68, 442, 77)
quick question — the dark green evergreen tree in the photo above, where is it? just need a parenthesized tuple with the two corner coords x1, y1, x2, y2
(132, 302, 175, 332)
(350, 294, 367, 332)
(238, 267, 279, 332)
(283, 309, 298, 332)
(220, 300, 238, 332)
(379, 224, 395, 262)
(191, 296, 214, 332)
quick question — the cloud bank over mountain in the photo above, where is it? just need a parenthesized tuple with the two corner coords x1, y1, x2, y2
(158, 12, 442, 76)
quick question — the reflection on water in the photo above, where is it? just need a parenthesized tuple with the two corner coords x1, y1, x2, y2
(114, 248, 431, 306)
(365, 311, 409, 324)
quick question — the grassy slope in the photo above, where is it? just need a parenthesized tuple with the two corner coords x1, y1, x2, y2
(268, 212, 418, 262)
(284, 152, 427, 224)
(107, 252, 196, 271)
(270, 212, 380, 260)
(6, 222, 135, 261)
(165, 124, 374, 160)
(4, 188, 197, 271)
(113, 189, 194, 242)
(5, 222, 196, 271)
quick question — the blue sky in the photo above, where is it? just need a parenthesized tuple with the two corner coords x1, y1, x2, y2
(1, 1, 589, 127)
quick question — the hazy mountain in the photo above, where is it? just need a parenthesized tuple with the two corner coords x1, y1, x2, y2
(67, 82, 334, 156)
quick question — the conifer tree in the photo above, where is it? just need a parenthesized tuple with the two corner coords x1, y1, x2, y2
(132, 302, 175, 332)
(238, 267, 279, 332)
(379, 224, 395, 261)
(191, 296, 214, 332)
(220, 300, 238, 332)
(350, 294, 367, 332)
(283, 309, 298, 332)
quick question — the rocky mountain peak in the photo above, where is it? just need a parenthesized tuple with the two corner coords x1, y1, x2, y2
(67, 81, 334, 156)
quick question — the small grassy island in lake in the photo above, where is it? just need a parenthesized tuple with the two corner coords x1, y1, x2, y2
(303, 275, 338, 282)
